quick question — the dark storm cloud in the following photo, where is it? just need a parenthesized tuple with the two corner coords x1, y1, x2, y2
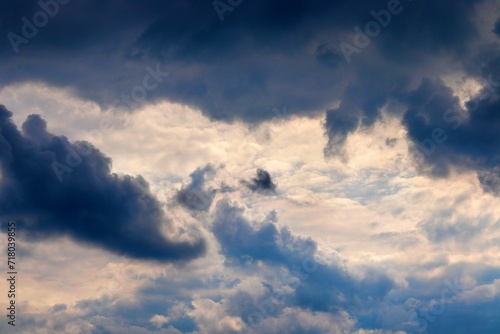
(241, 168, 277, 193)
(402, 76, 500, 177)
(318, 0, 500, 187)
(320, 0, 484, 157)
(392, 11, 500, 183)
(322, 67, 399, 157)
(0, 105, 205, 262)
(0, 1, 480, 120)
(0, 0, 498, 181)
(0, 0, 358, 120)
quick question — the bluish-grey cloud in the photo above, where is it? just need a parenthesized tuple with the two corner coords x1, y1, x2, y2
(241, 168, 277, 194)
(211, 198, 395, 321)
(0, 105, 205, 262)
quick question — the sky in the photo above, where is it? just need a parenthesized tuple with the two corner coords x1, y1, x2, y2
(0, 0, 500, 333)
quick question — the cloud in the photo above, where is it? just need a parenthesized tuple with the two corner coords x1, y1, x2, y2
(2, 2, 500, 333)
(315, 43, 343, 69)
(494, 17, 500, 36)
(0, 0, 497, 175)
(418, 215, 491, 244)
(478, 166, 500, 196)
(371, 231, 420, 250)
(175, 164, 217, 211)
(0, 105, 205, 262)
(402, 76, 500, 178)
(211, 198, 395, 318)
(0, 0, 352, 120)
(317, 1, 500, 181)
(0, 1, 478, 119)
(385, 137, 398, 147)
(248, 307, 356, 334)
(211, 199, 315, 266)
(241, 168, 277, 193)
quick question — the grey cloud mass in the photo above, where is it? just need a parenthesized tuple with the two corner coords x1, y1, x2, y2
(0, 1, 498, 188)
(0, 105, 205, 262)
(211, 199, 395, 323)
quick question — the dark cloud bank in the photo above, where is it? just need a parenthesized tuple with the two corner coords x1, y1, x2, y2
(0, 105, 205, 262)
(1, 0, 499, 193)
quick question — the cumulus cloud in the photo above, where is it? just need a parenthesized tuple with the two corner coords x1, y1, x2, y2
(211, 198, 395, 322)
(0, 105, 205, 262)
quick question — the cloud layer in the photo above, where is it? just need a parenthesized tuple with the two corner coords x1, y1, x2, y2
(1, 0, 498, 187)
